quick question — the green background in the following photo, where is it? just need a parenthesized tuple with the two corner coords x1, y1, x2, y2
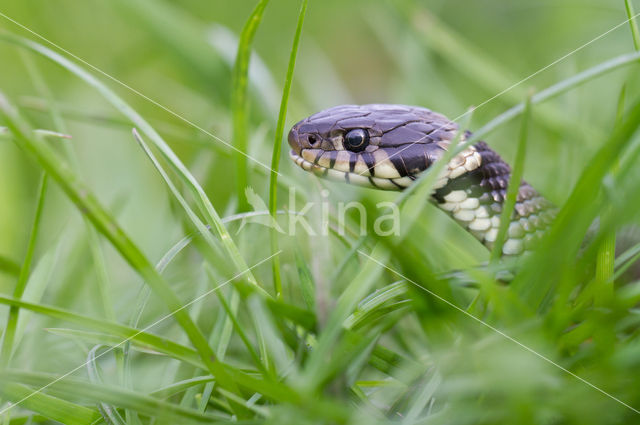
(0, 0, 640, 424)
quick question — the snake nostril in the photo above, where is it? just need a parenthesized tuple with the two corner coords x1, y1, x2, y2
(308, 135, 317, 146)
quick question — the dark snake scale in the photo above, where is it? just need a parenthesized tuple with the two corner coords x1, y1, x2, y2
(288, 104, 556, 255)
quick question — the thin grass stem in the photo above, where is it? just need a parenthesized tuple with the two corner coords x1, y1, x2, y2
(268, 0, 308, 298)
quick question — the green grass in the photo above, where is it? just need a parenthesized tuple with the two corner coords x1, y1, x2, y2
(1, 0, 640, 424)
(625, 0, 640, 50)
(232, 0, 270, 212)
(268, 0, 308, 299)
(0, 171, 47, 367)
(490, 96, 531, 261)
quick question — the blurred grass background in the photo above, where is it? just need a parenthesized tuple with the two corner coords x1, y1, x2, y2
(0, 0, 640, 424)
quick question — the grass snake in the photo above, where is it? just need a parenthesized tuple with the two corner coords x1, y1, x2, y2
(287, 104, 556, 256)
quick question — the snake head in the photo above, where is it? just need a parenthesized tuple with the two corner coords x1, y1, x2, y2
(288, 104, 461, 190)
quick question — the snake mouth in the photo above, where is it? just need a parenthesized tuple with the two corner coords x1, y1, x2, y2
(289, 149, 418, 190)
(288, 143, 482, 193)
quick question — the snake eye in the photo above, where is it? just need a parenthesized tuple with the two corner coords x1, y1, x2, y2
(344, 129, 369, 152)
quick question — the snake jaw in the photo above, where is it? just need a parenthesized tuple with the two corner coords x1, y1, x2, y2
(289, 148, 424, 191)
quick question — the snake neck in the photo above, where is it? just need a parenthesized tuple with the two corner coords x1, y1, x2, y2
(432, 141, 555, 255)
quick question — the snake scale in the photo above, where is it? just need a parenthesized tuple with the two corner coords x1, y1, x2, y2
(287, 104, 556, 255)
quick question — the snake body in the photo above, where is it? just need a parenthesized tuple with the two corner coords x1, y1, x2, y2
(288, 104, 555, 255)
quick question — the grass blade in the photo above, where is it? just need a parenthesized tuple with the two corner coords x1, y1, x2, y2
(213, 284, 267, 375)
(295, 249, 316, 311)
(86, 346, 127, 425)
(151, 376, 215, 399)
(595, 235, 616, 301)
(614, 240, 640, 279)
(0, 382, 99, 425)
(232, 0, 270, 211)
(268, 0, 308, 298)
(625, 0, 640, 50)
(491, 96, 531, 260)
(46, 328, 172, 356)
(595, 85, 627, 304)
(343, 281, 409, 330)
(0, 172, 48, 367)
